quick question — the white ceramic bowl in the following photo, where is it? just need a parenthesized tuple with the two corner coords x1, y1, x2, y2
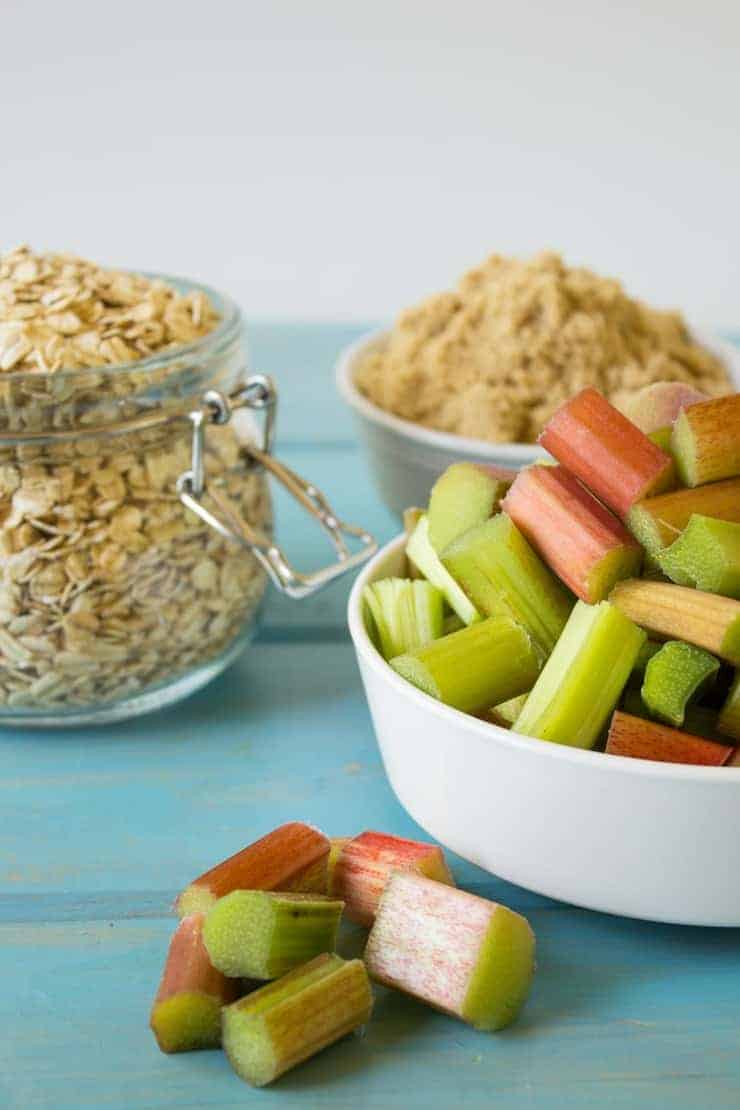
(349, 534, 740, 927)
(337, 327, 740, 518)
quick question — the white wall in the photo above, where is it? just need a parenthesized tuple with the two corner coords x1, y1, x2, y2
(3, 0, 739, 326)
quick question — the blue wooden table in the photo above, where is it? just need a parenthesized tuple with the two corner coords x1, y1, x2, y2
(2, 324, 740, 1109)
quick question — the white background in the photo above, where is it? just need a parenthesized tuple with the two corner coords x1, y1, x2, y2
(3, 0, 739, 326)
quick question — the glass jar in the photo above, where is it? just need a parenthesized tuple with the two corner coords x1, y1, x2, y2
(0, 277, 375, 726)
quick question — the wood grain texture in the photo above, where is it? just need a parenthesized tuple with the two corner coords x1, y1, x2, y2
(1, 324, 739, 1108)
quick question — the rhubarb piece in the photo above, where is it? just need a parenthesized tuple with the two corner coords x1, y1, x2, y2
(502, 465, 642, 603)
(222, 953, 373, 1087)
(175, 823, 330, 918)
(610, 580, 740, 666)
(391, 612, 540, 714)
(620, 689, 727, 742)
(627, 478, 740, 555)
(333, 831, 455, 927)
(718, 672, 740, 742)
(406, 514, 480, 625)
(487, 692, 530, 728)
(672, 393, 740, 486)
(203, 891, 344, 979)
(442, 513, 573, 656)
(657, 515, 740, 598)
(641, 641, 720, 727)
(364, 872, 534, 1032)
(363, 578, 444, 661)
(606, 711, 733, 766)
(620, 381, 708, 435)
(538, 387, 675, 517)
(150, 913, 240, 1054)
(327, 838, 349, 895)
(513, 600, 645, 749)
(428, 462, 515, 554)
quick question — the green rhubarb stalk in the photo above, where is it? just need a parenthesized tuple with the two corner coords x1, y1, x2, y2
(718, 672, 740, 742)
(487, 692, 530, 728)
(641, 640, 720, 727)
(391, 613, 540, 714)
(406, 514, 480, 625)
(657, 515, 740, 598)
(513, 600, 646, 749)
(428, 462, 513, 553)
(222, 954, 373, 1087)
(363, 578, 444, 660)
(442, 513, 574, 657)
(203, 892, 344, 980)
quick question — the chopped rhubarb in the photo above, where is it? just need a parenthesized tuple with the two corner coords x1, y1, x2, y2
(222, 954, 373, 1087)
(672, 393, 740, 487)
(657, 515, 740, 598)
(406, 514, 480, 625)
(175, 823, 330, 918)
(441, 512, 573, 657)
(513, 600, 645, 749)
(502, 465, 642, 602)
(150, 913, 240, 1053)
(620, 381, 708, 435)
(641, 640, 719, 728)
(203, 891, 343, 980)
(606, 711, 733, 766)
(333, 831, 455, 927)
(428, 462, 515, 553)
(364, 872, 535, 1032)
(627, 478, 740, 555)
(538, 387, 675, 517)
(610, 580, 740, 666)
(391, 611, 541, 714)
(718, 672, 740, 742)
(363, 578, 444, 660)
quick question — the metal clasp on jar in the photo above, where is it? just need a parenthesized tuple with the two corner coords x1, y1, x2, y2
(176, 376, 377, 599)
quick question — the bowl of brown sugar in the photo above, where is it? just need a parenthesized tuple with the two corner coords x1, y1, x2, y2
(336, 250, 740, 516)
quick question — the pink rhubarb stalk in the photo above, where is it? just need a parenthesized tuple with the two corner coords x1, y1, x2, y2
(175, 822, 330, 917)
(502, 465, 642, 602)
(364, 873, 535, 1031)
(538, 387, 675, 518)
(333, 830, 455, 927)
(150, 912, 240, 1053)
(606, 711, 733, 766)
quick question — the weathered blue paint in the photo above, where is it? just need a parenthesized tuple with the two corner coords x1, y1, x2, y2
(1, 324, 739, 1109)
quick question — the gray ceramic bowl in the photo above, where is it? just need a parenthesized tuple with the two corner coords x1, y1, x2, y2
(336, 327, 740, 518)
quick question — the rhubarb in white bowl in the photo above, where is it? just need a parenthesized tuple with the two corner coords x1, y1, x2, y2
(348, 384, 740, 926)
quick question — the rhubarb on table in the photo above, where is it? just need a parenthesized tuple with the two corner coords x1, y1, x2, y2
(391, 611, 540, 714)
(512, 600, 645, 749)
(718, 672, 740, 742)
(406, 514, 480, 625)
(327, 837, 350, 896)
(363, 578, 444, 661)
(442, 512, 573, 656)
(150, 913, 240, 1054)
(428, 462, 515, 554)
(332, 830, 455, 927)
(606, 711, 733, 766)
(641, 640, 720, 728)
(657, 515, 740, 598)
(502, 464, 642, 603)
(175, 823, 330, 918)
(626, 478, 740, 555)
(538, 386, 675, 518)
(222, 953, 373, 1088)
(671, 393, 740, 487)
(610, 579, 740, 666)
(203, 891, 344, 980)
(364, 872, 535, 1032)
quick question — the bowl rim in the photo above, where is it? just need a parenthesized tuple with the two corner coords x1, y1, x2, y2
(336, 324, 740, 461)
(348, 532, 740, 784)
